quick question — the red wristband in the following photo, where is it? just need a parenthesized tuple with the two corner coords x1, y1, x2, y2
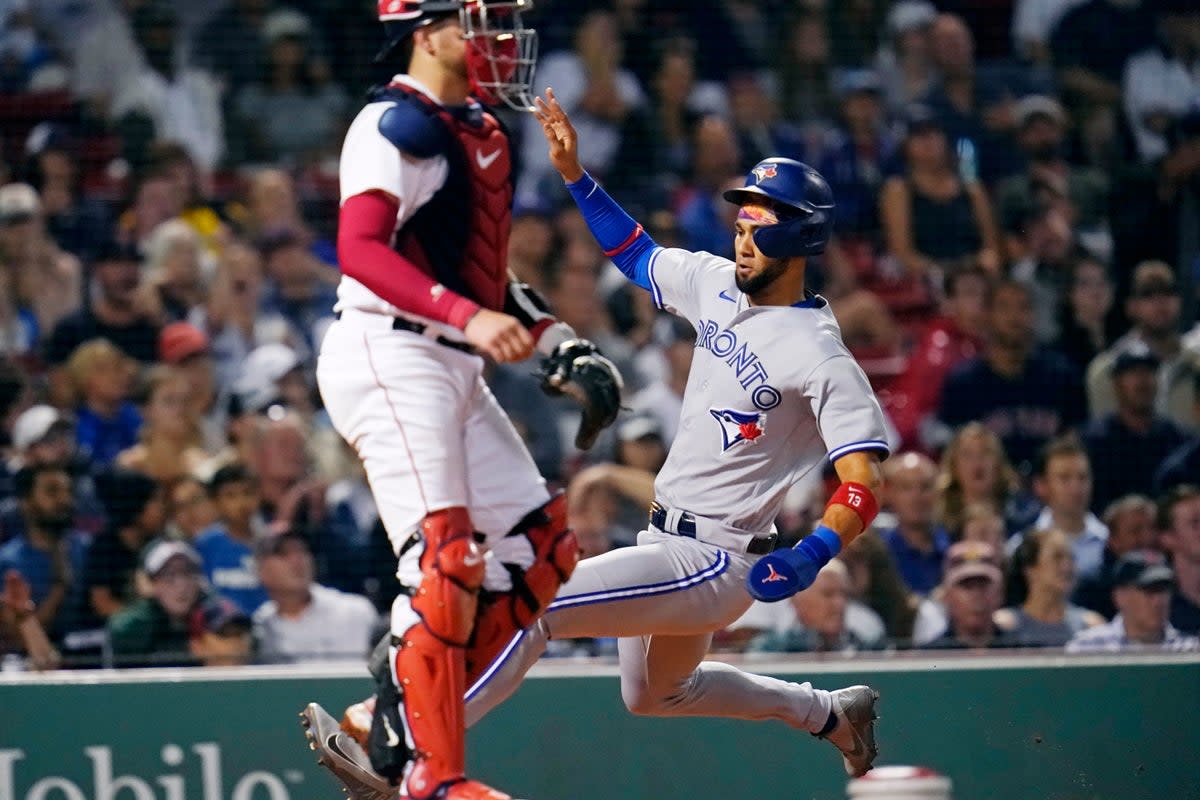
(827, 481, 879, 530)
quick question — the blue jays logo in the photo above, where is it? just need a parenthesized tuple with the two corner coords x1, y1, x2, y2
(752, 164, 778, 184)
(710, 408, 766, 451)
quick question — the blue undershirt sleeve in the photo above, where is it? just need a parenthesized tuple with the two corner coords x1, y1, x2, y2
(564, 172, 658, 292)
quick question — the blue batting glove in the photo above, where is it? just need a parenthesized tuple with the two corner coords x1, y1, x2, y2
(745, 526, 842, 602)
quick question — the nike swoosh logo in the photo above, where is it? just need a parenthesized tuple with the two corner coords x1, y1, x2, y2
(382, 716, 400, 748)
(476, 148, 501, 170)
(718, 290, 736, 303)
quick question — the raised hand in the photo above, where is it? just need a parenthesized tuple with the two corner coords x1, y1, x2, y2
(532, 88, 584, 183)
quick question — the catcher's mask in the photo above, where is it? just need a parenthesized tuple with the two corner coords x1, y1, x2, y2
(377, 0, 538, 111)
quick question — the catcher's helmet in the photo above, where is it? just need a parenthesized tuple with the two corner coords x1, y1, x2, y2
(376, 0, 538, 111)
(722, 157, 835, 257)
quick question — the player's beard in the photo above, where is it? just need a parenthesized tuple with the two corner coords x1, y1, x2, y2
(735, 257, 789, 296)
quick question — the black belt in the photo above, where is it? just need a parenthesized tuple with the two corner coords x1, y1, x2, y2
(336, 312, 476, 354)
(649, 502, 778, 556)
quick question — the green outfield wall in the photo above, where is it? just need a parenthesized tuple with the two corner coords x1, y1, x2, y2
(1, 653, 1197, 800)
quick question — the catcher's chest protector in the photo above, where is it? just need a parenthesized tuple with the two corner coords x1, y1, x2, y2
(379, 83, 513, 312)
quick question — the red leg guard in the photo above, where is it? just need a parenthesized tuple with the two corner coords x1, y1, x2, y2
(395, 507, 484, 798)
(466, 494, 578, 684)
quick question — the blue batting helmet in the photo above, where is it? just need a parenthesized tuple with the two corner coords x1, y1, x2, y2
(722, 158, 835, 257)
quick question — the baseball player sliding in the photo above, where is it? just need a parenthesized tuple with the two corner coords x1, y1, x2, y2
(301, 4, 621, 800)
(305, 83, 890, 798)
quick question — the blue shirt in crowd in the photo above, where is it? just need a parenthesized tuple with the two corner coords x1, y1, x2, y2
(193, 525, 268, 616)
(0, 532, 89, 607)
(75, 404, 142, 466)
(881, 526, 952, 596)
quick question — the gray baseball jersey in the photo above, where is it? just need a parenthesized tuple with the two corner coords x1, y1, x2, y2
(646, 247, 890, 534)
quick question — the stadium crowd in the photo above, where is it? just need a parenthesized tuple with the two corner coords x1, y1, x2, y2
(0, 0, 1199, 669)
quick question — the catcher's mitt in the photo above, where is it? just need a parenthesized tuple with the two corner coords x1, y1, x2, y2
(538, 339, 623, 450)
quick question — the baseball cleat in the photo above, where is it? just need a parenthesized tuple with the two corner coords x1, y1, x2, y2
(300, 702, 397, 800)
(818, 685, 880, 777)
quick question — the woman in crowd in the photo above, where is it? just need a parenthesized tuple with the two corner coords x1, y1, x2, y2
(117, 366, 209, 486)
(935, 422, 1025, 535)
(1054, 256, 1120, 374)
(880, 106, 1001, 281)
(996, 528, 1106, 646)
(142, 219, 209, 322)
(840, 531, 918, 645)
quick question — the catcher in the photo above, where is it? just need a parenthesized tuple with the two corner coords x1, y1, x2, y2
(304, 3, 621, 800)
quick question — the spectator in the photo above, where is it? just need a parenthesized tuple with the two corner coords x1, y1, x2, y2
(159, 322, 223, 453)
(0, 569, 60, 670)
(959, 502, 1010, 554)
(747, 560, 887, 654)
(885, 267, 988, 451)
(71, 0, 156, 119)
(114, 170, 186, 255)
(141, 220, 207, 323)
(880, 105, 1001, 282)
(922, 13, 1031, 183)
(109, 2, 224, 173)
(64, 340, 141, 467)
(193, 242, 304, 397)
(237, 168, 334, 265)
(82, 469, 164, 622)
(1084, 345, 1188, 512)
(1073, 494, 1158, 617)
(0, 464, 86, 641)
(517, 8, 645, 204)
(1008, 202, 1079, 344)
(1122, 0, 1200, 164)
(165, 474, 217, 542)
(116, 366, 209, 486)
(0, 182, 82, 338)
(726, 70, 802, 174)
(875, 0, 939, 115)
(255, 227, 337, 352)
(194, 0, 282, 94)
(814, 69, 901, 245)
(22, 123, 113, 265)
(1013, 0, 1088, 65)
(1066, 549, 1199, 651)
(996, 96, 1111, 244)
(106, 539, 204, 667)
(187, 594, 253, 667)
(506, 202, 559, 294)
(1086, 261, 1196, 430)
(231, 9, 348, 166)
(880, 453, 951, 596)
(571, 414, 665, 544)
(0, 0, 61, 93)
(1155, 373, 1200, 493)
(925, 542, 1018, 648)
(937, 280, 1087, 475)
(631, 316, 694, 446)
(252, 528, 377, 663)
(193, 463, 267, 616)
(486, 361, 565, 485)
(1017, 436, 1110, 582)
(997, 528, 1105, 645)
(143, 143, 229, 257)
(1159, 485, 1200, 634)
(42, 237, 161, 407)
(677, 115, 743, 259)
(935, 422, 1023, 538)
(1051, 0, 1156, 166)
(840, 531, 918, 643)
(774, 6, 837, 126)
(1054, 257, 1120, 374)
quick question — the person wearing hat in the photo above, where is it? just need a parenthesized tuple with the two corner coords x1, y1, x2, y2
(158, 321, 222, 451)
(875, 0, 939, 115)
(1067, 549, 1199, 651)
(188, 594, 253, 667)
(253, 527, 378, 664)
(880, 103, 1002, 280)
(926, 541, 1018, 649)
(1083, 344, 1187, 511)
(0, 181, 81, 339)
(78, 469, 165, 624)
(995, 94, 1111, 237)
(230, 7, 348, 165)
(107, 538, 209, 667)
(8, 405, 74, 470)
(814, 69, 901, 243)
(1086, 260, 1196, 429)
(41, 235, 160, 408)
